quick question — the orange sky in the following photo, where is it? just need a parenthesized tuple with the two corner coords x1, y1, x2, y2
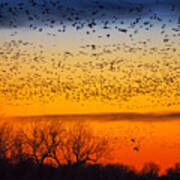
(0, 27, 180, 174)
(5, 114, 180, 174)
(0, 2, 180, 176)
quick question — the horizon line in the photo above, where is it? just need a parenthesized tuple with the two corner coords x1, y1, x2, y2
(8, 111, 180, 121)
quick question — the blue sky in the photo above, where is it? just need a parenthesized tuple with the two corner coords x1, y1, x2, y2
(0, 0, 180, 28)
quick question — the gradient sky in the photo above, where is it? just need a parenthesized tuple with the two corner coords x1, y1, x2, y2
(0, 0, 180, 173)
(0, 0, 180, 116)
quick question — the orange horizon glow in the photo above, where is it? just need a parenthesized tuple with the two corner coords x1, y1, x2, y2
(0, 17, 180, 175)
(1, 115, 180, 175)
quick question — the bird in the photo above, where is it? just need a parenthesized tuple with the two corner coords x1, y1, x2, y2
(0, 0, 179, 110)
(133, 147, 139, 152)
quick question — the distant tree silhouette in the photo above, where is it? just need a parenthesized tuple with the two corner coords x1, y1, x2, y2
(0, 122, 13, 161)
(62, 121, 109, 166)
(165, 163, 180, 180)
(141, 162, 160, 179)
(102, 164, 137, 180)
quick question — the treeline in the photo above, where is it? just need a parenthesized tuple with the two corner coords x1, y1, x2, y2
(0, 120, 109, 167)
(0, 120, 179, 180)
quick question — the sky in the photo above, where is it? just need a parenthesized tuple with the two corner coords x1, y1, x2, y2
(0, 0, 180, 173)
(0, 0, 180, 116)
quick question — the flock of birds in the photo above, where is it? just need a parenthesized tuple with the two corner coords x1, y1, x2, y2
(0, 39, 179, 108)
(0, 0, 180, 113)
(0, 0, 179, 154)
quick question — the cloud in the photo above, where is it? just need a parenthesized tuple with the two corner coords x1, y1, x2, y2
(12, 112, 180, 122)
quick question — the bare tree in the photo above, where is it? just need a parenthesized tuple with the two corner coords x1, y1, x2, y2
(41, 120, 65, 166)
(0, 122, 13, 161)
(22, 121, 47, 166)
(62, 121, 109, 166)
(20, 120, 109, 167)
(22, 120, 65, 166)
(11, 130, 30, 164)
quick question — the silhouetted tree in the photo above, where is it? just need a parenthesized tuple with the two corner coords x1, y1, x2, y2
(11, 130, 30, 164)
(41, 120, 65, 166)
(22, 121, 47, 166)
(0, 122, 13, 161)
(141, 162, 160, 179)
(62, 121, 109, 166)
(165, 163, 180, 180)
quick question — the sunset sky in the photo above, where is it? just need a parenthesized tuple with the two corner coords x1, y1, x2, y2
(0, 0, 180, 173)
(0, 0, 180, 116)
